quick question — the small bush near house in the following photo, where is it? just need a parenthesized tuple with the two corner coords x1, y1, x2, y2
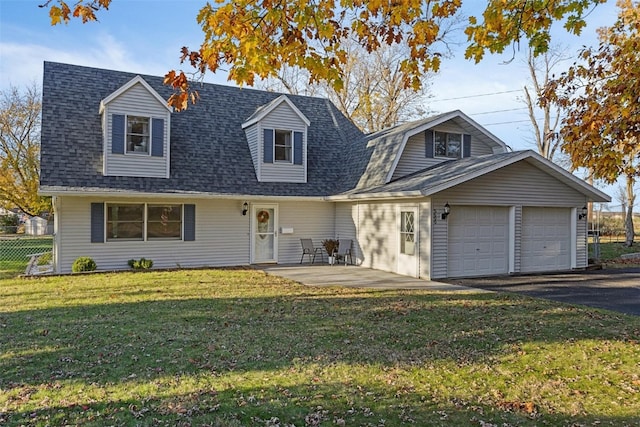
(128, 257, 154, 270)
(71, 256, 97, 273)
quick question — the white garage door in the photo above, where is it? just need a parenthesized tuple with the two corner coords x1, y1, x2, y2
(448, 206, 509, 278)
(521, 207, 571, 273)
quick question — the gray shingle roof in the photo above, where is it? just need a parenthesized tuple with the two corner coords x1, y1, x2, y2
(344, 151, 521, 197)
(40, 62, 365, 197)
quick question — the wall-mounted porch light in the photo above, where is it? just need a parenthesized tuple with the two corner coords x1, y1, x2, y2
(442, 202, 451, 220)
(242, 201, 249, 216)
(433, 202, 451, 224)
(578, 205, 587, 220)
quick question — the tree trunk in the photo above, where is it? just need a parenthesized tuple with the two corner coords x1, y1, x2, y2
(624, 174, 636, 247)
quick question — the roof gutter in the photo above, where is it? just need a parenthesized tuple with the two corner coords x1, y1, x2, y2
(39, 187, 326, 202)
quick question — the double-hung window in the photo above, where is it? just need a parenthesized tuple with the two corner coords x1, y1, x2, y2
(434, 131, 462, 158)
(107, 204, 144, 240)
(147, 205, 182, 239)
(274, 129, 292, 162)
(127, 116, 150, 154)
(106, 203, 182, 240)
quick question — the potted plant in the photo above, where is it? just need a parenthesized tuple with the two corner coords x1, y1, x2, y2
(322, 239, 339, 265)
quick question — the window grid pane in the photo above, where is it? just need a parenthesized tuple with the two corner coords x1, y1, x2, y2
(400, 211, 415, 255)
(127, 116, 150, 153)
(107, 204, 144, 240)
(274, 130, 292, 162)
(147, 205, 182, 239)
(434, 131, 462, 158)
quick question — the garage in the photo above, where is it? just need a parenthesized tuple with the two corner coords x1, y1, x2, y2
(447, 206, 509, 277)
(521, 207, 571, 273)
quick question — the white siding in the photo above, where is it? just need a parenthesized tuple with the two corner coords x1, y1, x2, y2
(244, 124, 260, 177)
(392, 133, 441, 179)
(439, 161, 587, 206)
(418, 200, 432, 279)
(259, 103, 307, 183)
(577, 216, 588, 268)
(274, 201, 335, 263)
(54, 196, 333, 273)
(391, 123, 496, 180)
(355, 201, 399, 273)
(103, 83, 170, 178)
(335, 202, 360, 262)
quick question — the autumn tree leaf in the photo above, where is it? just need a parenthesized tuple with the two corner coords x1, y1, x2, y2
(40, 0, 606, 110)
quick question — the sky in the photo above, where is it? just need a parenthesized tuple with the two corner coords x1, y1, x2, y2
(0, 0, 624, 205)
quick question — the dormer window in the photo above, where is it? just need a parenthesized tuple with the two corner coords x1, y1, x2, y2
(275, 129, 292, 162)
(435, 131, 462, 158)
(99, 75, 172, 178)
(127, 116, 150, 154)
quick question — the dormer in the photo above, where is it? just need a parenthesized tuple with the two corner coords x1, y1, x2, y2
(99, 76, 172, 178)
(389, 110, 507, 180)
(242, 95, 310, 183)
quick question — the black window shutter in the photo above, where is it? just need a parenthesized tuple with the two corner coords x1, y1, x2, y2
(425, 130, 434, 158)
(463, 134, 471, 158)
(184, 204, 196, 241)
(112, 114, 125, 154)
(263, 129, 274, 163)
(151, 118, 164, 157)
(293, 131, 303, 165)
(90, 203, 105, 243)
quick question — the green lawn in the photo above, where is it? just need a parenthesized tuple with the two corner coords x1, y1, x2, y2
(1, 269, 639, 426)
(0, 236, 53, 279)
(596, 241, 640, 259)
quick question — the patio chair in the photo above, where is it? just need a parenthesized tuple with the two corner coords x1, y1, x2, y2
(300, 238, 324, 264)
(334, 239, 353, 265)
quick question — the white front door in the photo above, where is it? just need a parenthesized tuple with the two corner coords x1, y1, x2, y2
(397, 206, 419, 277)
(252, 205, 278, 263)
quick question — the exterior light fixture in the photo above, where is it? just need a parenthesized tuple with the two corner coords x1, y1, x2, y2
(242, 201, 249, 216)
(578, 205, 587, 220)
(433, 202, 451, 224)
(442, 202, 451, 220)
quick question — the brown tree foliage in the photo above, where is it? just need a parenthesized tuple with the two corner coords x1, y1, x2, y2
(542, 0, 640, 245)
(543, 0, 640, 184)
(41, 0, 606, 110)
(0, 85, 51, 216)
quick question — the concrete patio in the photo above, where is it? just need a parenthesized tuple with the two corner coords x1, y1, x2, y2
(259, 264, 477, 291)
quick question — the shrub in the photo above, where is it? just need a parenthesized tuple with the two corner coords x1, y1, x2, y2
(72, 256, 97, 273)
(128, 257, 154, 270)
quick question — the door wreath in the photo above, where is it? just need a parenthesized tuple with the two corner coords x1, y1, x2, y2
(257, 210, 270, 224)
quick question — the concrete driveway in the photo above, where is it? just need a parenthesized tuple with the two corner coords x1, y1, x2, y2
(444, 268, 640, 316)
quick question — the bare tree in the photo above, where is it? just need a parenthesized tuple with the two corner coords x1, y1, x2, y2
(523, 47, 567, 162)
(0, 84, 50, 216)
(258, 41, 435, 133)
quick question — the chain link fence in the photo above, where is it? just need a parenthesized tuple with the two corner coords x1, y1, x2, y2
(0, 226, 54, 279)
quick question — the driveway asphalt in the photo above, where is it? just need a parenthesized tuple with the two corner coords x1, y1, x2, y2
(443, 267, 640, 316)
(260, 264, 640, 316)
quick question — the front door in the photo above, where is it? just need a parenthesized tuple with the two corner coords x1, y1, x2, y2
(252, 205, 278, 263)
(397, 206, 419, 277)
